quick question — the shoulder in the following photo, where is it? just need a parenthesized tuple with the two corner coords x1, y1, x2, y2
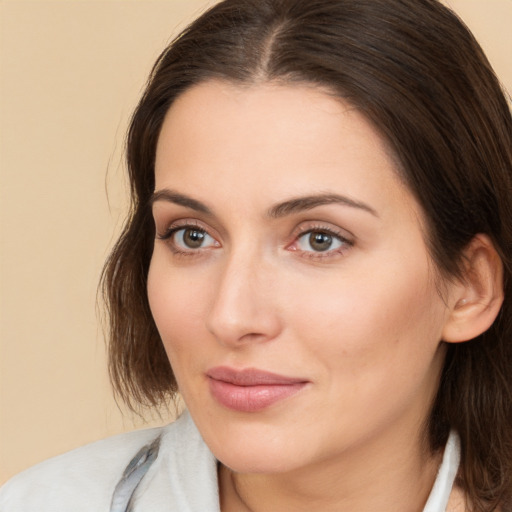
(0, 423, 167, 512)
(0, 412, 219, 512)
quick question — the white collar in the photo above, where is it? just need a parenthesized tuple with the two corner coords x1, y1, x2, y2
(423, 431, 461, 512)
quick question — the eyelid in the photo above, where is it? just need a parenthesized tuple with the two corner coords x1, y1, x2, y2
(156, 217, 212, 238)
(291, 221, 354, 242)
(157, 219, 201, 239)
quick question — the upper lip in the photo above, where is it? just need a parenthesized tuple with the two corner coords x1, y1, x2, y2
(207, 366, 308, 386)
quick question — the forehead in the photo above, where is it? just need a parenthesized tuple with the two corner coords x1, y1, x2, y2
(154, 80, 418, 222)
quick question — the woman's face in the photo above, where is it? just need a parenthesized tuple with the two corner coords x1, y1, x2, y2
(148, 81, 454, 474)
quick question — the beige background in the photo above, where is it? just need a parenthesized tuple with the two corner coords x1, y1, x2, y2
(1, 0, 511, 485)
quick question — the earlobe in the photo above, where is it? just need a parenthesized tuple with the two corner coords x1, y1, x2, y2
(442, 234, 504, 343)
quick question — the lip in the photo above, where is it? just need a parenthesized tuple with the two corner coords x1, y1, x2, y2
(206, 366, 309, 412)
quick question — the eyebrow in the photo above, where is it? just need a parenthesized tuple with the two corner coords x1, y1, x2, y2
(150, 189, 378, 218)
(149, 189, 212, 215)
(267, 193, 378, 218)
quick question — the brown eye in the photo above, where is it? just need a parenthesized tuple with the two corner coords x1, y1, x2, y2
(182, 228, 206, 248)
(309, 232, 333, 252)
(296, 229, 346, 253)
(170, 227, 217, 250)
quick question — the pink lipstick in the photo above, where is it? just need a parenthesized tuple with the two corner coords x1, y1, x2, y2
(206, 366, 308, 412)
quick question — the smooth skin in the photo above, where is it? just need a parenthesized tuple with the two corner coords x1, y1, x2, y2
(147, 81, 503, 512)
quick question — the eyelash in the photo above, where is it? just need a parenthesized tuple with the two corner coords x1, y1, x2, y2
(156, 221, 354, 260)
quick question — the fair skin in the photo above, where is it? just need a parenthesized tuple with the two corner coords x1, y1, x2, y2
(147, 80, 500, 511)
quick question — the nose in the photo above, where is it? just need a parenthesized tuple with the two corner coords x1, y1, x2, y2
(205, 251, 282, 347)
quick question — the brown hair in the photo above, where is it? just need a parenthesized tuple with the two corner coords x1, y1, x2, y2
(101, 0, 512, 509)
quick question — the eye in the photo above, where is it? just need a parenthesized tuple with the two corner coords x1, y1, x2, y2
(158, 224, 219, 253)
(174, 227, 216, 249)
(298, 231, 344, 252)
(288, 225, 353, 258)
(297, 230, 345, 252)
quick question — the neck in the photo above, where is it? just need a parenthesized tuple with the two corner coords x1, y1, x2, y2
(219, 426, 443, 512)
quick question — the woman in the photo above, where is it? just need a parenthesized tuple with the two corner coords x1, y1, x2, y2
(1, 0, 511, 510)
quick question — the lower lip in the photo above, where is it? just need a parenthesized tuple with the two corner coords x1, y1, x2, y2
(208, 379, 307, 412)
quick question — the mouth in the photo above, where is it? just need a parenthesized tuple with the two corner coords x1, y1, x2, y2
(206, 366, 309, 412)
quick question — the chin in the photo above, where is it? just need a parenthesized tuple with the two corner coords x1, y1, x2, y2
(217, 447, 303, 475)
(203, 419, 315, 475)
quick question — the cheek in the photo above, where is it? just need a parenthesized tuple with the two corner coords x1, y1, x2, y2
(147, 254, 209, 360)
(147, 263, 213, 410)
(287, 264, 447, 441)
(286, 255, 446, 381)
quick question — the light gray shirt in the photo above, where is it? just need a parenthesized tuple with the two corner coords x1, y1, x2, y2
(0, 411, 459, 511)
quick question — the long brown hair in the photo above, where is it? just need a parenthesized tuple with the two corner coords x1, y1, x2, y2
(101, 1, 512, 509)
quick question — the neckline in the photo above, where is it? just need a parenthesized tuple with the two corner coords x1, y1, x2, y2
(422, 431, 461, 512)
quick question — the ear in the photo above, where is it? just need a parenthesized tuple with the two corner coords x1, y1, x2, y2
(442, 234, 504, 343)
